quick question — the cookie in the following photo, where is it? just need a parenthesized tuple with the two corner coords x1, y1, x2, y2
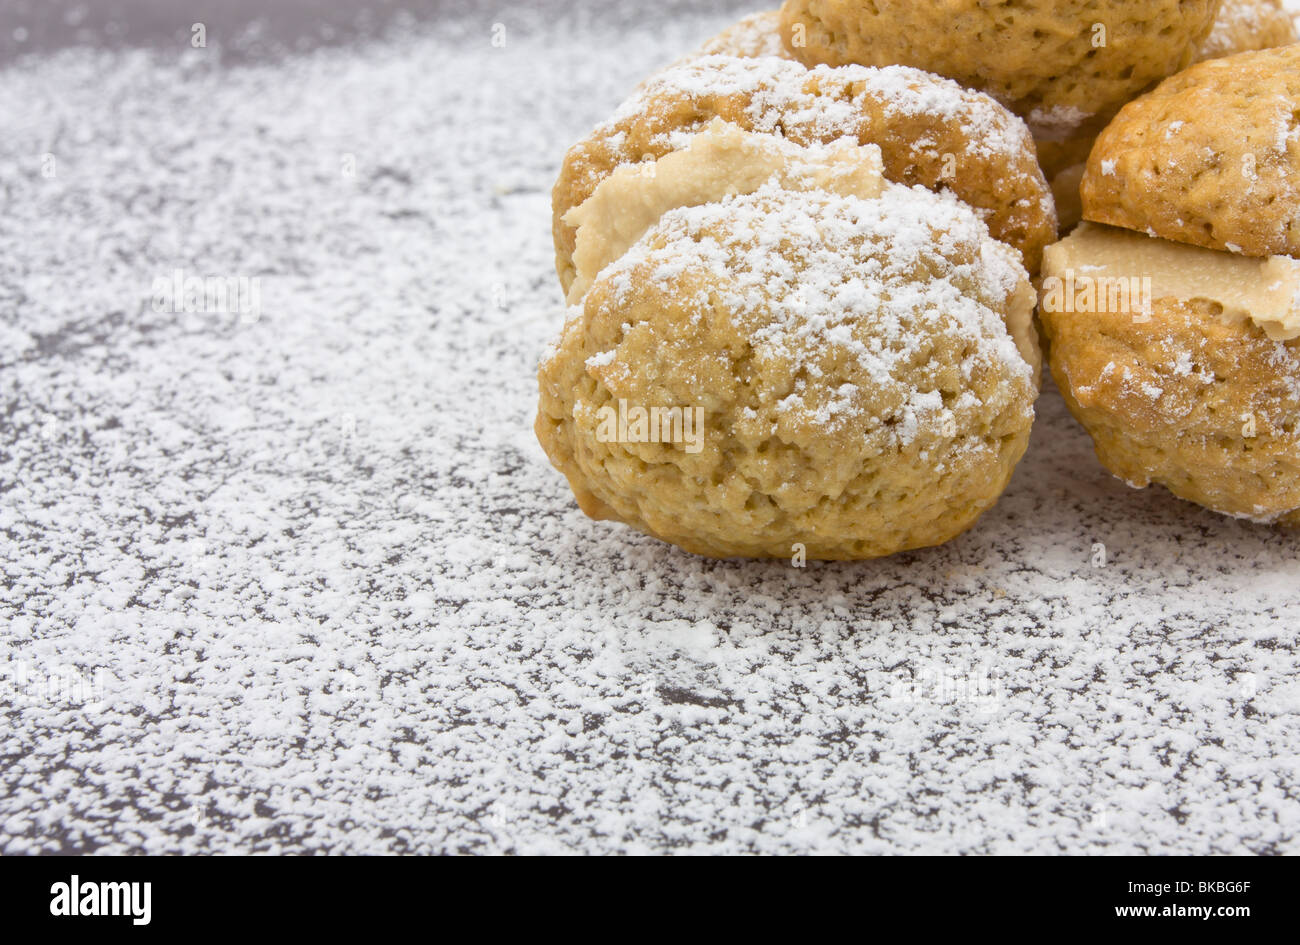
(777, 0, 1221, 143)
(553, 55, 1056, 293)
(1039, 222, 1300, 524)
(1193, 0, 1297, 62)
(562, 118, 886, 304)
(686, 6, 1105, 236)
(1081, 44, 1300, 258)
(538, 181, 1040, 559)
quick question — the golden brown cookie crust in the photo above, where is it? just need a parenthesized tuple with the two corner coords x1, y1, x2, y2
(1193, 0, 1297, 62)
(1040, 294, 1300, 525)
(538, 185, 1039, 559)
(553, 56, 1056, 291)
(777, 0, 1221, 136)
(1081, 44, 1300, 257)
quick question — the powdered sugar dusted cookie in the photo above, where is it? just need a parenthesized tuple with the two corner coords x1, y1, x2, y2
(1045, 42, 1300, 522)
(777, 0, 1221, 144)
(1039, 224, 1300, 524)
(561, 118, 887, 305)
(1194, 0, 1297, 62)
(553, 55, 1056, 292)
(1041, 4, 1295, 235)
(538, 179, 1039, 559)
(1081, 44, 1300, 258)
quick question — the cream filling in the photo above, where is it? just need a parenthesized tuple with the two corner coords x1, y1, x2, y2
(1005, 275, 1041, 377)
(562, 118, 885, 304)
(1041, 222, 1300, 341)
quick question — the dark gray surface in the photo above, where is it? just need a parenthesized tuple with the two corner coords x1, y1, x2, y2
(0, 0, 753, 63)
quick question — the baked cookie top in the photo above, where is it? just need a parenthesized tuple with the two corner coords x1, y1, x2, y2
(1193, 0, 1297, 62)
(1081, 44, 1300, 258)
(1041, 290, 1300, 523)
(553, 55, 1056, 290)
(776, 0, 1222, 140)
(538, 182, 1038, 558)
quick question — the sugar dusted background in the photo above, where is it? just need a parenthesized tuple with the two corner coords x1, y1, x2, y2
(1, 1, 1298, 854)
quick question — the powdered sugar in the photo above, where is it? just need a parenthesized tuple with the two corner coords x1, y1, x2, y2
(597, 180, 1032, 442)
(1201, 0, 1298, 60)
(615, 55, 1035, 166)
(1026, 103, 1093, 140)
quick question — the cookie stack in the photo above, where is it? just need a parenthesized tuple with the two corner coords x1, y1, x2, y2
(690, 3, 1295, 225)
(536, 2, 1300, 557)
(1041, 44, 1300, 524)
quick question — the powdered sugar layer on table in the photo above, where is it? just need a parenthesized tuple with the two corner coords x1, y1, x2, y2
(1, 3, 1298, 855)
